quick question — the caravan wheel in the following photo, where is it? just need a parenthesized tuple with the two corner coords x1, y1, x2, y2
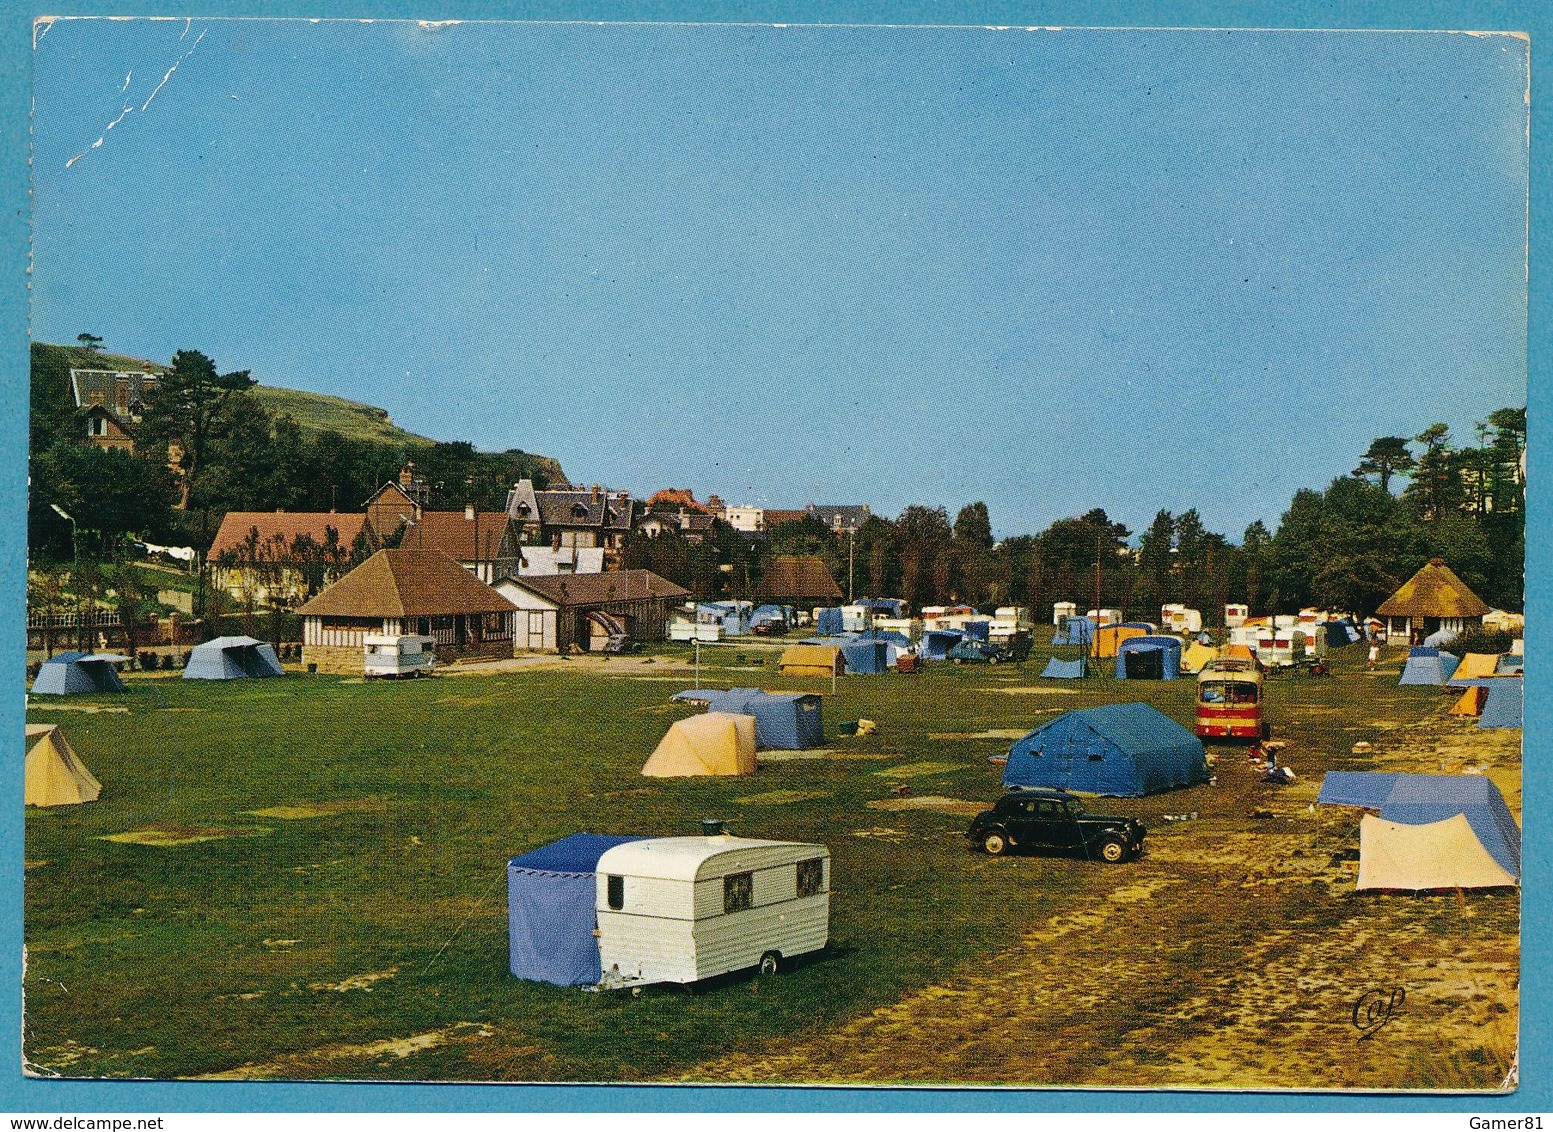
(759, 951, 782, 976)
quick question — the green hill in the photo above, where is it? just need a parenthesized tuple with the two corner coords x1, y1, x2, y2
(250, 384, 436, 448)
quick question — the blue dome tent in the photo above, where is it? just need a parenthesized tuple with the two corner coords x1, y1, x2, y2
(29, 652, 130, 696)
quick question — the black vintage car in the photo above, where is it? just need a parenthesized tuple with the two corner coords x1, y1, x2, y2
(966, 788, 1146, 863)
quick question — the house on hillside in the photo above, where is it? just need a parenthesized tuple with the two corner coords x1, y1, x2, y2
(755, 555, 844, 608)
(207, 511, 371, 606)
(504, 479, 636, 566)
(809, 504, 871, 535)
(298, 546, 518, 673)
(1376, 558, 1491, 645)
(496, 569, 689, 653)
(71, 368, 159, 454)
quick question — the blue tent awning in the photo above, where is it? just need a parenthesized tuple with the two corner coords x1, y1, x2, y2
(508, 833, 647, 986)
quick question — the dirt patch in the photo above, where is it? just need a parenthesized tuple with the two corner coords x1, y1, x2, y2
(993, 688, 1083, 695)
(928, 729, 1030, 740)
(99, 826, 272, 847)
(735, 790, 830, 806)
(871, 761, 960, 779)
(191, 1022, 495, 1080)
(757, 749, 885, 762)
(866, 796, 983, 816)
(245, 800, 386, 820)
(26, 703, 129, 714)
(309, 967, 398, 993)
(850, 827, 910, 840)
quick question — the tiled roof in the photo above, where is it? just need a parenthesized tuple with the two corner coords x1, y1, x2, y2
(536, 490, 635, 530)
(763, 509, 811, 529)
(209, 511, 368, 558)
(755, 556, 843, 601)
(298, 548, 518, 618)
(403, 511, 511, 561)
(1376, 559, 1491, 619)
(70, 368, 158, 409)
(503, 569, 688, 607)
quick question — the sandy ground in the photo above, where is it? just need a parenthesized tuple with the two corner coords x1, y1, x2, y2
(675, 716, 1520, 1091)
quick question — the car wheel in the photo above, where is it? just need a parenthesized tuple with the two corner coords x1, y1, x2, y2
(1098, 837, 1128, 864)
(988, 655, 1000, 665)
(759, 951, 781, 976)
(982, 831, 1009, 856)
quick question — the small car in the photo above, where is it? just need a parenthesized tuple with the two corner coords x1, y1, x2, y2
(947, 640, 1007, 665)
(966, 788, 1146, 863)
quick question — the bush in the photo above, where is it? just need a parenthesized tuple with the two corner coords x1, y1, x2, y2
(138, 651, 158, 672)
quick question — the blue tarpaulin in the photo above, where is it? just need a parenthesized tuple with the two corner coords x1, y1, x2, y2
(1317, 772, 1520, 878)
(920, 629, 965, 660)
(815, 608, 844, 635)
(1040, 657, 1086, 680)
(963, 621, 990, 641)
(1002, 703, 1208, 797)
(1115, 636, 1183, 680)
(700, 687, 822, 748)
(1051, 616, 1095, 646)
(839, 639, 889, 675)
(1399, 647, 1460, 685)
(29, 652, 129, 696)
(1478, 680, 1523, 729)
(508, 833, 647, 985)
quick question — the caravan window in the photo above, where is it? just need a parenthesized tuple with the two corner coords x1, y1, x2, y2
(606, 875, 624, 910)
(796, 858, 824, 898)
(723, 871, 753, 913)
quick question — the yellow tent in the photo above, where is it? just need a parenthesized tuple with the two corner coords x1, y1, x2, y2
(1452, 653, 1501, 681)
(1094, 625, 1146, 659)
(1449, 686, 1489, 717)
(1181, 642, 1219, 674)
(641, 712, 758, 777)
(25, 723, 101, 807)
(1222, 643, 1256, 662)
(778, 644, 844, 678)
(1357, 813, 1517, 890)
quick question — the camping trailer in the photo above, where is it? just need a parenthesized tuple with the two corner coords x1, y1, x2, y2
(363, 634, 436, 678)
(594, 836, 831, 988)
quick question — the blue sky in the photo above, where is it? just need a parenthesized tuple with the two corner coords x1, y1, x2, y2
(30, 19, 1528, 540)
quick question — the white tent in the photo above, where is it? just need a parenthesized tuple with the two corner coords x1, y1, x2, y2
(1357, 813, 1517, 891)
(25, 723, 102, 807)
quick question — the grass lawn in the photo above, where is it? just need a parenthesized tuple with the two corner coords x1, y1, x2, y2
(23, 639, 1520, 1087)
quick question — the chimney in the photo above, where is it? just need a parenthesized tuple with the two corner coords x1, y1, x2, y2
(592, 484, 601, 501)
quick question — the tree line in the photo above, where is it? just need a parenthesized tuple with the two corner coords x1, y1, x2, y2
(627, 414, 1526, 621)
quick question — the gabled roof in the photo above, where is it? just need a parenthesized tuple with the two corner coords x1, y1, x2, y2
(756, 555, 843, 601)
(403, 511, 511, 561)
(501, 569, 689, 607)
(1376, 558, 1490, 619)
(298, 547, 518, 618)
(209, 511, 368, 558)
(537, 489, 634, 530)
(70, 368, 158, 408)
(809, 504, 871, 532)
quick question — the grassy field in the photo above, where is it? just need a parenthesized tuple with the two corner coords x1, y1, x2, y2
(249, 385, 439, 448)
(22, 639, 1520, 1088)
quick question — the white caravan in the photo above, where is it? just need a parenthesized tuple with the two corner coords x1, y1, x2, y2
(595, 835, 831, 988)
(363, 634, 435, 678)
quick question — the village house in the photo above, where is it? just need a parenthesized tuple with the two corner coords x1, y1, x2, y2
(399, 507, 519, 584)
(71, 368, 158, 454)
(207, 510, 371, 606)
(504, 479, 636, 566)
(1375, 558, 1492, 645)
(298, 546, 518, 673)
(754, 555, 844, 608)
(496, 569, 689, 653)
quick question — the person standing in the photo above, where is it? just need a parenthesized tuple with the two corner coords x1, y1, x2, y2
(1368, 641, 1380, 671)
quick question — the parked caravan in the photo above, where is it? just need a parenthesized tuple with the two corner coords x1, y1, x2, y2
(594, 835, 831, 987)
(1195, 658, 1265, 741)
(1161, 604, 1203, 634)
(1087, 609, 1124, 628)
(1224, 604, 1249, 628)
(1052, 601, 1078, 626)
(363, 634, 436, 678)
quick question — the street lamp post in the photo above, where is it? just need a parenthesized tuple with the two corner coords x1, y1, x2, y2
(50, 504, 78, 565)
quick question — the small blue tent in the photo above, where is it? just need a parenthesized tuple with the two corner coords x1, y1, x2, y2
(920, 629, 965, 660)
(1495, 654, 1524, 676)
(815, 608, 845, 636)
(1317, 772, 1520, 880)
(687, 687, 823, 748)
(1399, 647, 1460, 686)
(29, 652, 130, 696)
(839, 639, 889, 675)
(508, 833, 647, 985)
(1002, 703, 1208, 797)
(1478, 680, 1523, 729)
(1051, 616, 1095, 647)
(1040, 657, 1086, 679)
(1115, 636, 1183, 680)
(183, 636, 284, 680)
